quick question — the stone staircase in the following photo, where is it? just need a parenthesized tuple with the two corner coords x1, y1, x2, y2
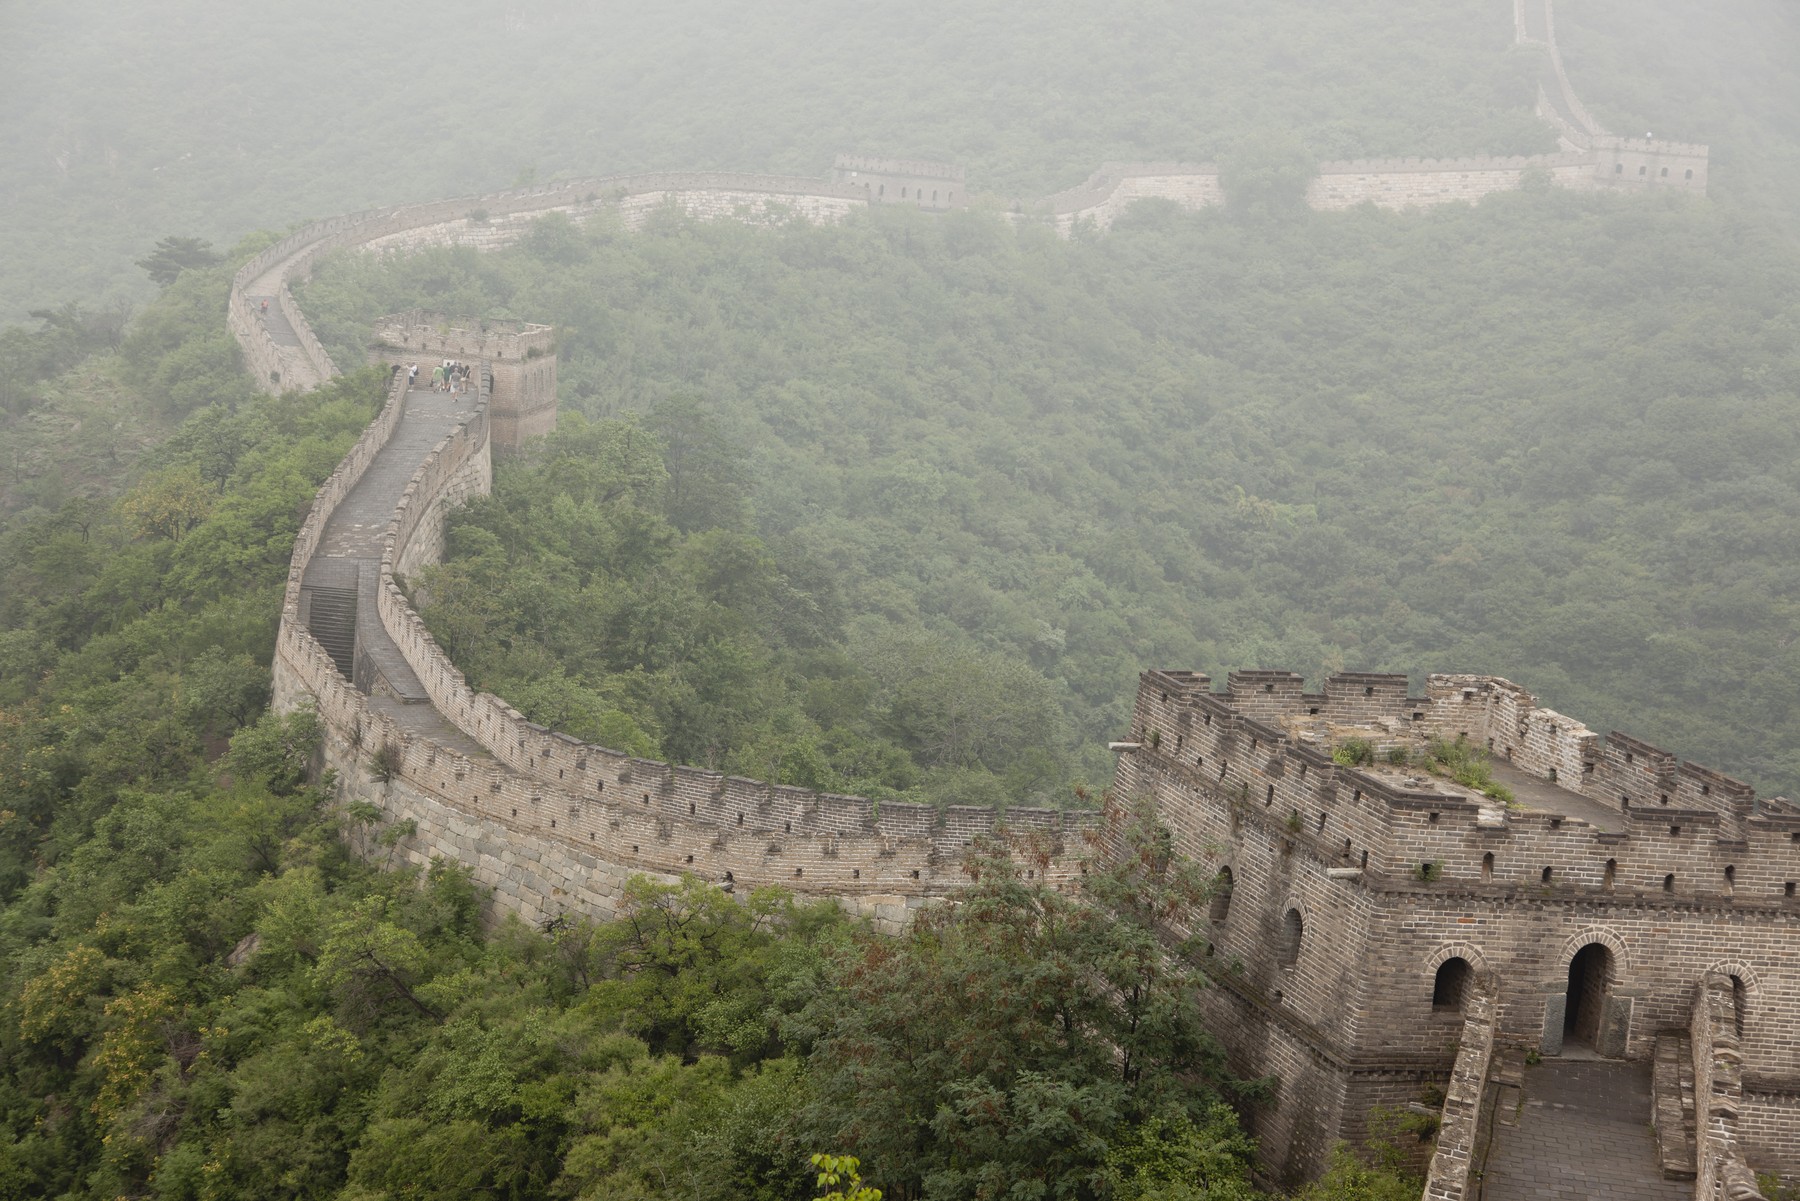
(302, 559, 362, 681)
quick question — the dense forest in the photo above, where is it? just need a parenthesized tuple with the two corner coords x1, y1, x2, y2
(5, 0, 1800, 1195)
(0, 275, 1424, 1198)
(298, 186, 1800, 803)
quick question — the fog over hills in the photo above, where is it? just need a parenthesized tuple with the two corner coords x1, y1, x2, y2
(8, 0, 1795, 325)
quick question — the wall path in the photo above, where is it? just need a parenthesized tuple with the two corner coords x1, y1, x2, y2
(244, 0, 1710, 930)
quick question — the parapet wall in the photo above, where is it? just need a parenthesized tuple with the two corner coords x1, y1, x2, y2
(230, 172, 871, 394)
(371, 310, 554, 363)
(270, 320, 1093, 928)
(1115, 667, 1800, 1182)
(1422, 989, 1497, 1201)
(1692, 973, 1795, 1198)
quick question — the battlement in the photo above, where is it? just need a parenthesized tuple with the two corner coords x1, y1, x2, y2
(832, 154, 964, 182)
(1316, 153, 1593, 174)
(367, 310, 558, 450)
(1119, 664, 1800, 1183)
(371, 309, 554, 361)
(1126, 668, 1799, 892)
(830, 154, 966, 210)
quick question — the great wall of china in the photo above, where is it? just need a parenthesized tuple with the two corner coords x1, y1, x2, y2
(236, 1, 1794, 1193)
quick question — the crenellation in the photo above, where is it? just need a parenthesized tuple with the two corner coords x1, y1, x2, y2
(243, 8, 1759, 1181)
(1115, 665, 1800, 1184)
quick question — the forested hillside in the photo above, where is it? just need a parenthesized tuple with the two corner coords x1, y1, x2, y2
(0, 280, 1418, 1198)
(6, 0, 1766, 325)
(298, 186, 1800, 802)
(5, 0, 1800, 1196)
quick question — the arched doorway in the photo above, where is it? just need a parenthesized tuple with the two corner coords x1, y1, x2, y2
(1433, 957, 1472, 1013)
(1564, 943, 1613, 1050)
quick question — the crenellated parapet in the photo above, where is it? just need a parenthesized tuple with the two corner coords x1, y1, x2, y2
(1115, 666, 1799, 1183)
(270, 299, 1095, 935)
(231, 172, 873, 395)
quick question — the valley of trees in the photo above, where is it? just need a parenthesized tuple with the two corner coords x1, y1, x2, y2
(300, 185, 1800, 803)
(5, 0, 1800, 1196)
(0, 270, 1419, 1200)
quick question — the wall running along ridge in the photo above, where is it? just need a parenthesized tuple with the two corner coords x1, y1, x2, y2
(233, 1, 1760, 1187)
(269, 349, 1094, 931)
(1035, 0, 1707, 232)
(225, 0, 1709, 371)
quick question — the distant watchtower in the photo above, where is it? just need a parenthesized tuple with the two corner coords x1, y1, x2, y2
(1589, 136, 1709, 193)
(369, 310, 558, 451)
(831, 154, 967, 211)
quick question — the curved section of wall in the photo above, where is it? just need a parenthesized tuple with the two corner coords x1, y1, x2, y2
(250, 0, 1714, 926)
(363, 426, 1092, 908)
(268, 378, 1094, 924)
(270, 368, 1093, 923)
(230, 173, 871, 395)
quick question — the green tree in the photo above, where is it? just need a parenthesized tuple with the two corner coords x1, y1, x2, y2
(135, 236, 224, 288)
(799, 800, 1242, 1200)
(1218, 129, 1318, 222)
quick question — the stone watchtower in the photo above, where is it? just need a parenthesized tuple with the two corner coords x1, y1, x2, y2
(1589, 135, 1710, 193)
(369, 310, 558, 451)
(1113, 668, 1800, 1187)
(830, 154, 967, 211)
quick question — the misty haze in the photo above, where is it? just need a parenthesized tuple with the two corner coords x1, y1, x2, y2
(1, 1, 1798, 1198)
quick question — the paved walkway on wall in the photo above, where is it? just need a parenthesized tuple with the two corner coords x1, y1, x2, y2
(247, 296, 302, 348)
(302, 383, 488, 758)
(1479, 1059, 1689, 1201)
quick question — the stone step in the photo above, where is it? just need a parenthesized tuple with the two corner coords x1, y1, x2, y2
(1652, 1032, 1698, 1181)
(304, 586, 358, 679)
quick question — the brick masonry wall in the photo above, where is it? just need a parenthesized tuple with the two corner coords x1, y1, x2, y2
(1422, 991, 1497, 1201)
(269, 302, 1096, 934)
(1113, 669, 1800, 1183)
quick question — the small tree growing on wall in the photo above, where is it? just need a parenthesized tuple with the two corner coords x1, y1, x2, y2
(1219, 129, 1318, 223)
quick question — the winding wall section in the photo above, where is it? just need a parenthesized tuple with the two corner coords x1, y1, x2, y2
(271, 350, 1094, 927)
(249, 0, 1711, 929)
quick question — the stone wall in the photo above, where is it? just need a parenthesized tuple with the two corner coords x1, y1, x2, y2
(1422, 990, 1498, 1201)
(230, 173, 873, 395)
(367, 312, 559, 452)
(1114, 668, 1800, 1182)
(830, 155, 966, 211)
(269, 307, 1095, 934)
(1692, 973, 1779, 1199)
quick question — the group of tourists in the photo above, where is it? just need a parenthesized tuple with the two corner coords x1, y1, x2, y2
(405, 360, 474, 394)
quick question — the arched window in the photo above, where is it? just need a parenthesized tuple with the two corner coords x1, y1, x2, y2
(1209, 867, 1234, 923)
(1482, 852, 1494, 880)
(1279, 909, 1303, 967)
(1604, 859, 1616, 890)
(1433, 957, 1472, 1012)
(1729, 976, 1746, 1038)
